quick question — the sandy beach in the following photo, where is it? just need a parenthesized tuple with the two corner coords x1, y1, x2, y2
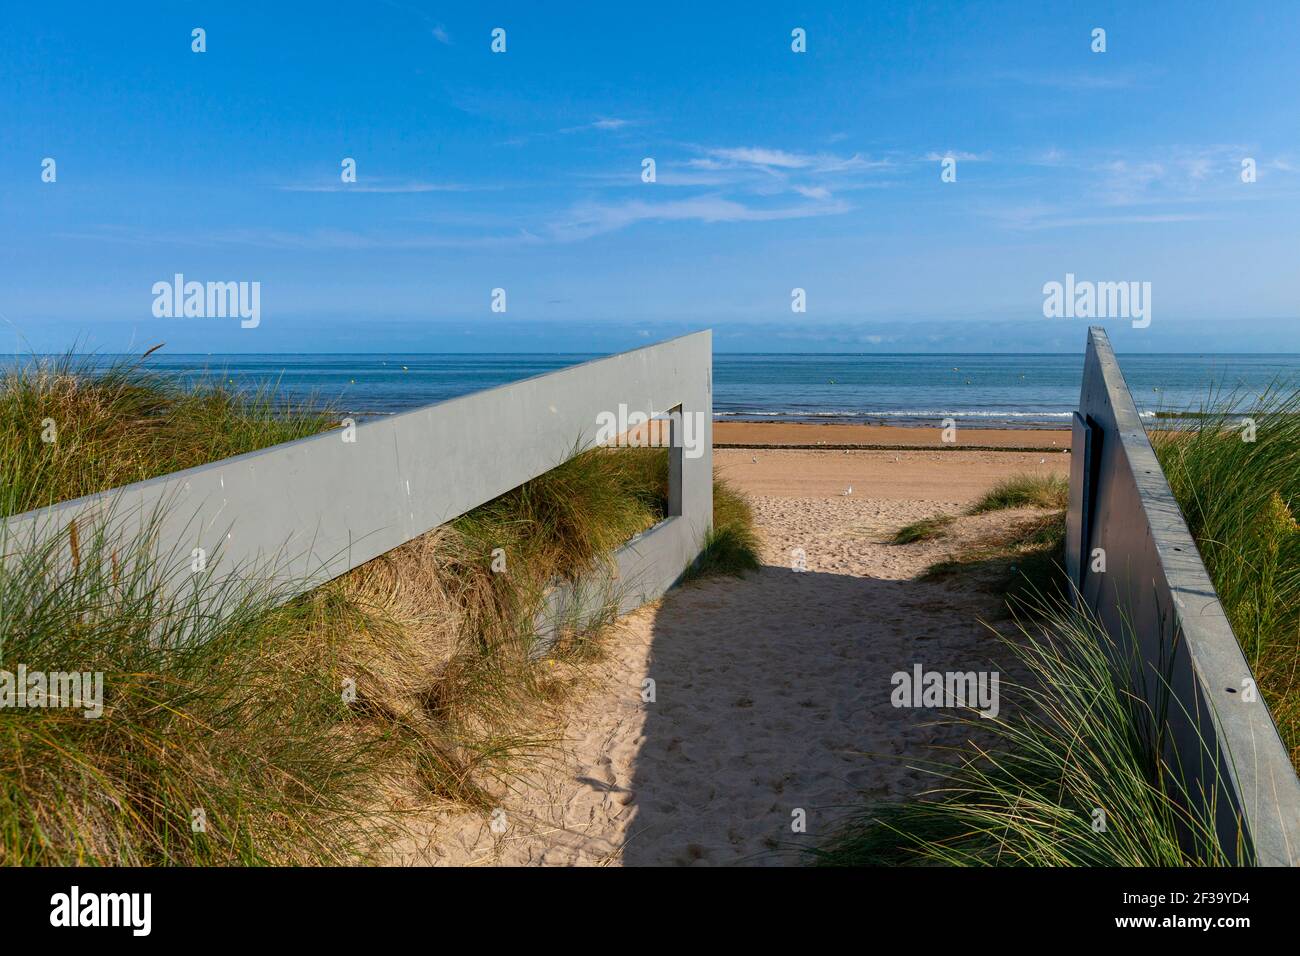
(390, 424, 1065, 865)
(715, 421, 1071, 452)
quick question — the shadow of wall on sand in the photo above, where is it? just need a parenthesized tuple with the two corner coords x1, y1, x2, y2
(616, 561, 1019, 866)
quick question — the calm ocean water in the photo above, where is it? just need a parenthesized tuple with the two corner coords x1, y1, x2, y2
(16, 353, 1300, 429)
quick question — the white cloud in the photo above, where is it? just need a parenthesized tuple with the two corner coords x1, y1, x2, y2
(923, 150, 988, 162)
(1091, 147, 1251, 203)
(56, 224, 541, 250)
(793, 185, 831, 200)
(549, 194, 850, 241)
(1031, 148, 1067, 166)
(980, 200, 1213, 231)
(560, 117, 637, 133)
(277, 180, 477, 194)
(995, 69, 1141, 91)
(702, 146, 885, 173)
(706, 146, 813, 169)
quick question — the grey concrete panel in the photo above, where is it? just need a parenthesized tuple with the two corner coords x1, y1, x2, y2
(2, 331, 714, 625)
(1074, 326, 1299, 866)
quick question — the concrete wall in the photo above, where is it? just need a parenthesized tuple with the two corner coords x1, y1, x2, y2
(3, 331, 713, 629)
(1067, 326, 1300, 866)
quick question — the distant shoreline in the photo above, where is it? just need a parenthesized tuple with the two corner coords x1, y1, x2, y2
(9, 352, 1291, 431)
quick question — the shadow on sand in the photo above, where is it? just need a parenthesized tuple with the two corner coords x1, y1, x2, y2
(617, 561, 1015, 866)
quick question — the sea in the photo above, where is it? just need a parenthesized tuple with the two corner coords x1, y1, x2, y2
(14, 353, 1300, 429)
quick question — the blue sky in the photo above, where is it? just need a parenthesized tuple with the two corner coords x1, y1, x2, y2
(3, 1, 1298, 353)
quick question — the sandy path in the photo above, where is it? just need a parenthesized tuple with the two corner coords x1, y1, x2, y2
(404, 449, 1042, 866)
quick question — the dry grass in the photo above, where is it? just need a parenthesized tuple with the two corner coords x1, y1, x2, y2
(910, 473, 1070, 610)
(1, 353, 336, 517)
(891, 513, 955, 544)
(0, 356, 758, 864)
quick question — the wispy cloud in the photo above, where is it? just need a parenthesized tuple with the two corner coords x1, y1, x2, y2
(548, 194, 851, 241)
(923, 150, 988, 162)
(1094, 159, 1169, 203)
(793, 185, 831, 200)
(1090, 146, 1256, 204)
(55, 224, 541, 251)
(705, 146, 812, 169)
(581, 143, 894, 200)
(560, 117, 638, 133)
(701, 146, 887, 174)
(1029, 147, 1067, 166)
(970, 145, 1271, 230)
(995, 69, 1143, 91)
(381, 1, 451, 47)
(991, 207, 1215, 230)
(576, 166, 738, 188)
(276, 180, 479, 194)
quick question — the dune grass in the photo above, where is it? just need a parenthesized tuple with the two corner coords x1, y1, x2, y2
(923, 516, 1066, 609)
(682, 477, 762, 581)
(891, 514, 954, 545)
(921, 475, 1068, 607)
(0, 446, 676, 863)
(0, 353, 336, 517)
(0, 354, 759, 864)
(0, 517, 405, 864)
(810, 595, 1243, 867)
(828, 385, 1299, 866)
(967, 473, 1068, 514)
(1151, 383, 1300, 770)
